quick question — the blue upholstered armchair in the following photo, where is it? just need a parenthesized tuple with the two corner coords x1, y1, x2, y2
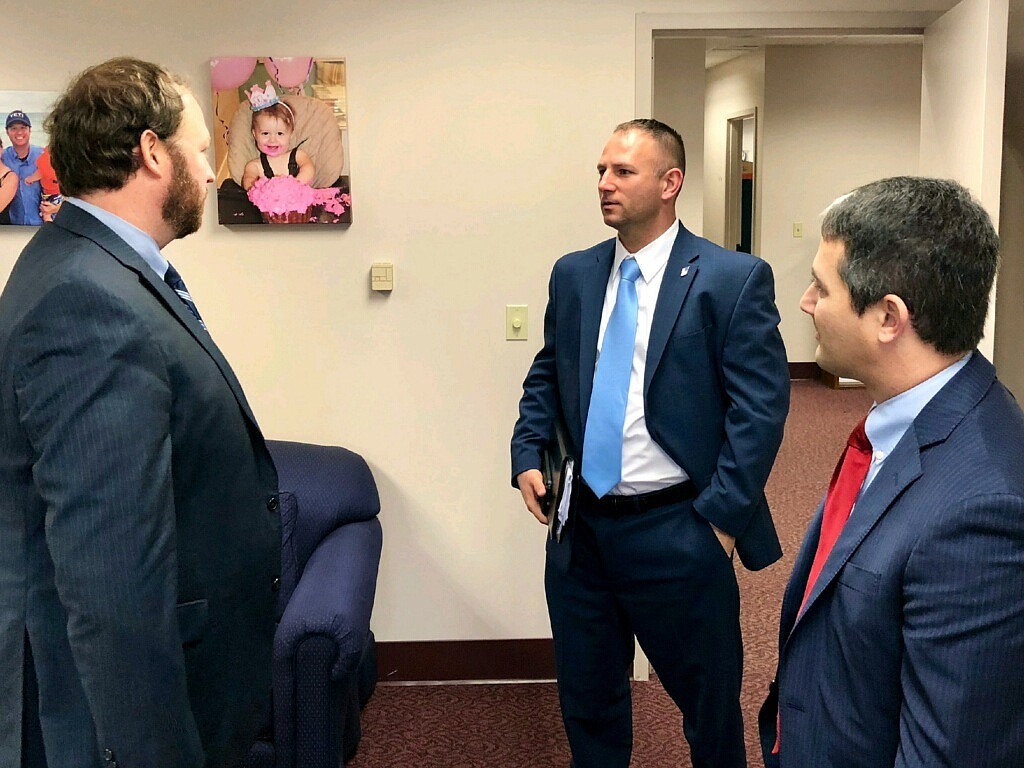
(246, 440, 383, 768)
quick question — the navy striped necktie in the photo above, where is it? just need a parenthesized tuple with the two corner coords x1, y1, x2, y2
(164, 262, 207, 330)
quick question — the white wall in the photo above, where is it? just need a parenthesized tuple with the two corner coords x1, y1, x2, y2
(0, 0, 964, 643)
(760, 44, 923, 362)
(703, 52, 766, 251)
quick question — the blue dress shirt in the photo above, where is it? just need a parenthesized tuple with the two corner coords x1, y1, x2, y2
(1, 145, 44, 225)
(64, 198, 168, 280)
(861, 352, 973, 495)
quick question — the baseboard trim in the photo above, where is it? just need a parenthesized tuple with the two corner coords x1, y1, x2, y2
(788, 362, 822, 380)
(378, 364, 821, 685)
(376, 639, 556, 683)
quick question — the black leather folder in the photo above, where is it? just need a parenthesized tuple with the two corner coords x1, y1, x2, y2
(541, 420, 574, 543)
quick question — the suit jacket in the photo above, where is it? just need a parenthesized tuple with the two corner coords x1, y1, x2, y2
(760, 353, 1024, 767)
(511, 223, 790, 570)
(0, 204, 281, 768)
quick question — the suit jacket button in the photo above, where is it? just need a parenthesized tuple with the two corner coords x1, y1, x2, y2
(272, 576, 281, 592)
(267, 495, 279, 512)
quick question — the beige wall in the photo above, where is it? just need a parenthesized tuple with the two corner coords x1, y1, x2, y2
(920, 0, 1008, 359)
(652, 37, 707, 233)
(760, 45, 923, 362)
(995, 0, 1024, 397)
(0, 0, 969, 643)
(702, 52, 766, 251)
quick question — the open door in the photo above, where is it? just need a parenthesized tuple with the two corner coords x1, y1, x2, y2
(920, 0, 1008, 358)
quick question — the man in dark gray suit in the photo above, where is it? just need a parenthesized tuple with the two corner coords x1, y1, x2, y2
(0, 58, 281, 768)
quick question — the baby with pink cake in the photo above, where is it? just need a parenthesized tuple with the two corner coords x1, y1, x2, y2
(241, 81, 314, 191)
(241, 81, 351, 223)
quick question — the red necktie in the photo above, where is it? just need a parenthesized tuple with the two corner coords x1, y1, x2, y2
(799, 416, 873, 611)
(773, 416, 872, 755)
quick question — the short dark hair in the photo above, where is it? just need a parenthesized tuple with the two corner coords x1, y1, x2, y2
(45, 57, 188, 197)
(822, 176, 999, 355)
(614, 118, 686, 177)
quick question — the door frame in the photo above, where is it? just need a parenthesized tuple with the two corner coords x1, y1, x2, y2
(635, 11, 942, 118)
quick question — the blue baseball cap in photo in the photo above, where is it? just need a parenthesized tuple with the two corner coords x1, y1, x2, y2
(6, 111, 31, 129)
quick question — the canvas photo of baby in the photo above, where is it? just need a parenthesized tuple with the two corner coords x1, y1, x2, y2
(210, 57, 351, 226)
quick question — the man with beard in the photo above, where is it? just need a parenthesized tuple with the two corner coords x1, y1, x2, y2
(0, 58, 281, 768)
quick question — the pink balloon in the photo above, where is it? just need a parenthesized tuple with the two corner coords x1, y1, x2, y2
(266, 57, 314, 89)
(210, 57, 258, 92)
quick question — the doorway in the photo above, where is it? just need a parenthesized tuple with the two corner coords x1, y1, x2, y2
(632, 0, 1009, 681)
(725, 110, 756, 254)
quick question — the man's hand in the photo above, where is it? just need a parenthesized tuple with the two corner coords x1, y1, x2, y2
(516, 469, 548, 524)
(711, 523, 736, 557)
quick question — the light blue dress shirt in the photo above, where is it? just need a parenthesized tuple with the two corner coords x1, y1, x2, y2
(64, 198, 168, 280)
(860, 352, 973, 496)
(1, 144, 44, 225)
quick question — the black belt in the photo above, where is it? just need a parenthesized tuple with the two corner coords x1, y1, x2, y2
(579, 479, 697, 517)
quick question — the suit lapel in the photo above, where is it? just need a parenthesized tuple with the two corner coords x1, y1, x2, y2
(53, 205, 260, 429)
(645, 223, 699, 393)
(790, 440, 922, 636)
(578, 241, 614, 436)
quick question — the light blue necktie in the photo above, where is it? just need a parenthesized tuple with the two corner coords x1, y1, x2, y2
(582, 258, 642, 497)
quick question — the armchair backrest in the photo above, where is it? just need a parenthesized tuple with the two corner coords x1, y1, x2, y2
(266, 440, 380, 604)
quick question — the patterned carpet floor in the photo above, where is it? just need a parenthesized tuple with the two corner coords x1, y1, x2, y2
(349, 380, 874, 768)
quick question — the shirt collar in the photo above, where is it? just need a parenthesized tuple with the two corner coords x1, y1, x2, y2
(613, 220, 679, 284)
(64, 198, 168, 280)
(864, 352, 973, 460)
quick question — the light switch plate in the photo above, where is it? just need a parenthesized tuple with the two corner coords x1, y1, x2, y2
(506, 304, 528, 341)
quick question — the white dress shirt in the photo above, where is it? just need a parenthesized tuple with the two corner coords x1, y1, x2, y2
(596, 220, 689, 494)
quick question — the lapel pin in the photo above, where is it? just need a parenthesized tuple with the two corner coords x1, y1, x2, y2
(680, 266, 690, 277)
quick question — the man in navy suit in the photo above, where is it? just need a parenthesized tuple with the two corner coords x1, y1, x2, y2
(511, 119, 790, 768)
(760, 177, 1024, 767)
(0, 59, 280, 768)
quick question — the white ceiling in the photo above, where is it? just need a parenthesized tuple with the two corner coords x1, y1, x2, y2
(703, 33, 924, 69)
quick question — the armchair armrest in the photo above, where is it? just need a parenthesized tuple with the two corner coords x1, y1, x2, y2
(276, 517, 382, 678)
(272, 517, 382, 768)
